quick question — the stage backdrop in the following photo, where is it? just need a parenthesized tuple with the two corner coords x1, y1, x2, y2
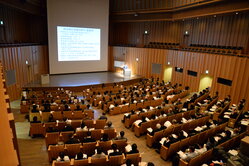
(47, 0, 109, 74)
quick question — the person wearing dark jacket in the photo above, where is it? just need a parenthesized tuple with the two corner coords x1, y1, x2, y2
(109, 144, 122, 157)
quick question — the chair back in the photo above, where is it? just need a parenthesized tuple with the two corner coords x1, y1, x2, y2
(125, 153, 141, 166)
(95, 120, 106, 129)
(65, 143, 81, 158)
(82, 142, 97, 156)
(109, 155, 124, 166)
(53, 161, 70, 166)
(112, 139, 127, 153)
(91, 129, 102, 140)
(90, 157, 108, 166)
(98, 140, 112, 154)
(72, 159, 89, 166)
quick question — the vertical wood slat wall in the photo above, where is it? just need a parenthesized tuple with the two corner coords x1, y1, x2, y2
(0, 5, 47, 44)
(110, 0, 207, 11)
(110, 13, 249, 53)
(110, 46, 249, 110)
(0, 45, 48, 101)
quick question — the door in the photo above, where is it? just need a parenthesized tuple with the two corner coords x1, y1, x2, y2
(199, 74, 213, 91)
(163, 66, 173, 82)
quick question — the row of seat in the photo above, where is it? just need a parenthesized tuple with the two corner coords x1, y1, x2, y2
(45, 128, 117, 147)
(160, 122, 228, 160)
(134, 109, 203, 137)
(30, 119, 107, 137)
(146, 116, 210, 147)
(48, 139, 128, 162)
(29, 109, 94, 122)
(178, 130, 246, 166)
(52, 153, 141, 166)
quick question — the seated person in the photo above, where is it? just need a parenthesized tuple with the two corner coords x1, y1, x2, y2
(134, 116, 149, 127)
(31, 105, 39, 113)
(99, 113, 108, 120)
(147, 162, 155, 166)
(62, 124, 74, 132)
(163, 135, 178, 148)
(75, 151, 87, 160)
(30, 116, 41, 123)
(108, 143, 122, 157)
(82, 131, 95, 143)
(100, 133, 109, 142)
(56, 152, 70, 162)
(104, 121, 114, 129)
(76, 122, 88, 132)
(177, 130, 188, 140)
(46, 126, 59, 133)
(64, 104, 71, 111)
(74, 105, 82, 111)
(122, 110, 136, 122)
(121, 159, 133, 166)
(92, 147, 106, 159)
(114, 131, 127, 141)
(125, 143, 139, 154)
(177, 146, 198, 162)
(48, 114, 56, 122)
(147, 123, 166, 136)
(65, 134, 80, 144)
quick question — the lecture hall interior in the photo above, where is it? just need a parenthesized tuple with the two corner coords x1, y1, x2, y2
(1, 0, 249, 166)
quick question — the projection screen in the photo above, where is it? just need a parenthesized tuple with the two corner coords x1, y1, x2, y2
(47, 0, 109, 74)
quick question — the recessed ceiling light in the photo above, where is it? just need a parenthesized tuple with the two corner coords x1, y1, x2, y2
(236, 12, 239, 15)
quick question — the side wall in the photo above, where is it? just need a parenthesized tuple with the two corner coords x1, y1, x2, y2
(109, 46, 249, 109)
(0, 45, 49, 100)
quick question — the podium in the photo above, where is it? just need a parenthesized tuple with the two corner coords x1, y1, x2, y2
(123, 69, 131, 77)
(41, 74, 50, 84)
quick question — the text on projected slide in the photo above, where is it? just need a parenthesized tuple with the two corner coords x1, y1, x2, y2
(57, 26, 101, 61)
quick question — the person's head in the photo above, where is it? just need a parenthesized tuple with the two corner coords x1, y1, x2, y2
(96, 147, 103, 154)
(76, 105, 80, 109)
(59, 152, 65, 159)
(87, 131, 91, 137)
(32, 105, 37, 110)
(81, 122, 86, 129)
(156, 123, 161, 129)
(87, 104, 90, 109)
(172, 119, 177, 124)
(102, 133, 109, 141)
(111, 143, 118, 151)
(141, 116, 146, 121)
(147, 162, 155, 166)
(48, 114, 53, 120)
(33, 116, 38, 122)
(107, 121, 112, 127)
(120, 131, 125, 137)
(189, 146, 195, 153)
(77, 152, 83, 159)
(131, 143, 137, 151)
(125, 159, 132, 166)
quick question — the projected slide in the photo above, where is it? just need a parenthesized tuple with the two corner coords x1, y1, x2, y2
(57, 26, 100, 61)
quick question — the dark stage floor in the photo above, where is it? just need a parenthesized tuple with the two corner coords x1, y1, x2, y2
(24, 72, 142, 89)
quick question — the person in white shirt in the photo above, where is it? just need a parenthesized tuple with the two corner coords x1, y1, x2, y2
(56, 152, 70, 162)
(76, 122, 88, 132)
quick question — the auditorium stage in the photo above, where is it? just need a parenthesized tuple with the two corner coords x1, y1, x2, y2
(24, 72, 143, 90)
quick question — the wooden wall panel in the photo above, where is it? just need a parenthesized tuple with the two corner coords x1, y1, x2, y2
(109, 46, 249, 110)
(0, 4, 47, 44)
(0, 45, 48, 101)
(110, 13, 249, 53)
(110, 0, 210, 11)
